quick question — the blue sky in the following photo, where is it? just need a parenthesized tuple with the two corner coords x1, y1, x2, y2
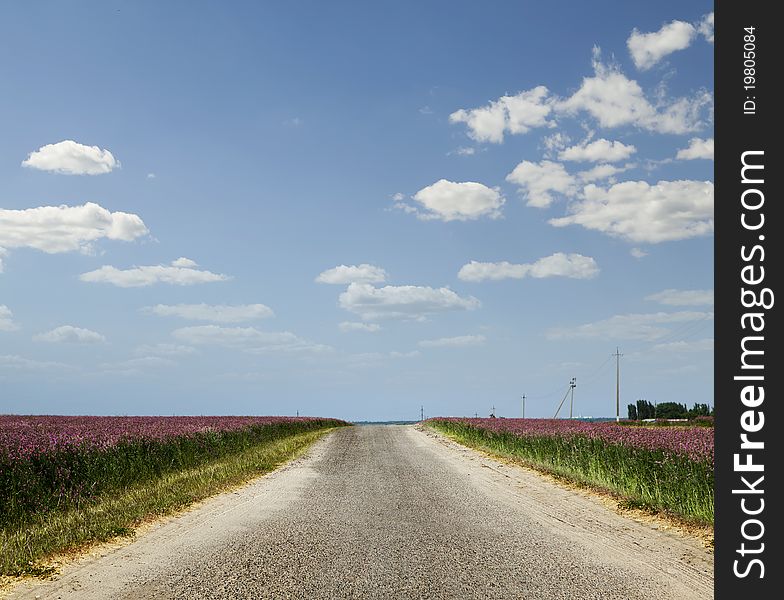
(1, 1, 714, 420)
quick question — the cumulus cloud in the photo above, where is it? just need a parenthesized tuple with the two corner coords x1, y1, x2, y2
(316, 264, 388, 285)
(646, 288, 714, 306)
(458, 253, 599, 282)
(505, 161, 577, 208)
(559, 138, 637, 162)
(577, 163, 632, 183)
(698, 12, 714, 43)
(547, 310, 713, 341)
(0, 203, 148, 255)
(80, 259, 230, 287)
(676, 137, 714, 160)
(338, 283, 480, 321)
(549, 179, 713, 243)
(541, 132, 572, 158)
(449, 86, 554, 143)
(0, 305, 19, 331)
(22, 140, 120, 175)
(630, 248, 649, 259)
(400, 179, 505, 221)
(0, 248, 7, 273)
(171, 257, 199, 268)
(143, 303, 274, 323)
(557, 49, 711, 134)
(627, 20, 696, 71)
(418, 335, 486, 348)
(33, 325, 106, 344)
(339, 322, 381, 333)
(173, 325, 331, 354)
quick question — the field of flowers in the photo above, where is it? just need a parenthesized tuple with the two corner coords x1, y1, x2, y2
(427, 418, 714, 524)
(0, 415, 347, 530)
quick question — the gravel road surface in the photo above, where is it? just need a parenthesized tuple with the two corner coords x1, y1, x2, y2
(8, 425, 713, 599)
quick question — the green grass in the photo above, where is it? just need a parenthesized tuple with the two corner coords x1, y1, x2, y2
(428, 421, 713, 526)
(0, 427, 335, 576)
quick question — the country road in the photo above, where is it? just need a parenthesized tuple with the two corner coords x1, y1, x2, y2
(8, 425, 714, 600)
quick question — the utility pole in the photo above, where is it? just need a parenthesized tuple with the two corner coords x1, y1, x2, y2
(613, 347, 623, 422)
(568, 378, 576, 418)
(521, 394, 526, 419)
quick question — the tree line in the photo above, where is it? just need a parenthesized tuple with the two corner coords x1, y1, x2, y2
(627, 400, 713, 420)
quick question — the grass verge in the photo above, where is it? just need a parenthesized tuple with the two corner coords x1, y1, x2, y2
(427, 420, 713, 527)
(0, 427, 333, 577)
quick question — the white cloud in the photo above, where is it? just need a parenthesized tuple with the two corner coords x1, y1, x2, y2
(418, 335, 486, 348)
(147, 173, 156, 179)
(80, 259, 230, 287)
(0, 203, 148, 254)
(698, 12, 714, 43)
(171, 257, 199, 268)
(458, 253, 599, 282)
(173, 325, 331, 354)
(404, 179, 505, 221)
(143, 303, 274, 323)
(505, 161, 576, 208)
(338, 283, 480, 321)
(627, 20, 696, 71)
(547, 310, 713, 341)
(559, 138, 636, 162)
(630, 248, 648, 259)
(33, 325, 106, 344)
(557, 49, 711, 134)
(676, 137, 713, 160)
(577, 163, 632, 183)
(134, 343, 196, 356)
(0, 247, 7, 273)
(316, 264, 388, 285)
(449, 86, 554, 143)
(549, 179, 713, 243)
(646, 289, 714, 306)
(453, 147, 476, 156)
(541, 132, 572, 158)
(0, 305, 19, 331)
(339, 322, 381, 333)
(22, 140, 120, 175)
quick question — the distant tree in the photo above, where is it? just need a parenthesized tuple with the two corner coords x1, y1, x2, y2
(688, 403, 711, 418)
(655, 402, 689, 419)
(636, 399, 655, 420)
(627, 403, 638, 420)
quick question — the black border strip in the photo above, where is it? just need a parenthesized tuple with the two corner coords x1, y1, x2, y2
(715, 2, 781, 597)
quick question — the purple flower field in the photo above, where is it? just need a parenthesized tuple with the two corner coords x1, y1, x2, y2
(429, 417, 714, 464)
(0, 415, 347, 532)
(427, 417, 714, 523)
(0, 415, 340, 462)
